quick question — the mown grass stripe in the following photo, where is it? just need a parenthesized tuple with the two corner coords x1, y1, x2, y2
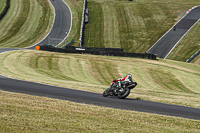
(0, 0, 7, 15)
(0, 0, 30, 44)
(1, 1, 40, 47)
(101, 2, 120, 48)
(0, 0, 53, 48)
(149, 69, 196, 94)
(0, 0, 21, 37)
(85, 1, 104, 47)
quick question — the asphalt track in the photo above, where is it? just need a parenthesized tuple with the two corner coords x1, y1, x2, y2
(0, 2, 200, 120)
(0, 48, 19, 53)
(147, 6, 200, 59)
(0, 77, 200, 120)
(30, 0, 72, 48)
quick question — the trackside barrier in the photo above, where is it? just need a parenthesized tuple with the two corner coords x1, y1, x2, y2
(186, 49, 200, 63)
(39, 45, 157, 60)
(64, 46, 123, 52)
(0, 0, 10, 21)
(79, 0, 87, 47)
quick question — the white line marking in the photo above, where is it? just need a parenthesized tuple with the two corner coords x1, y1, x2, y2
(26, 0, 56, 48)
(55, 0, 73, 47)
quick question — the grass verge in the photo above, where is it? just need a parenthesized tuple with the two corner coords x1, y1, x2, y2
(84, 1, 104, 47)
(0, 50, 199, 108)
(0, 0, 53, 48)
(58, 0, 83, 47)
(0, 0, 6, 15)
(0, 90, 200, 132)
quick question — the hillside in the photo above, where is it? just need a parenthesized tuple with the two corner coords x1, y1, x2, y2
(0, 0, 200, 131)
(84, 0, 200, 62)
(0, 50, 199, 108)
(0, 0, 53, 48)
(1, 0, 199, 62)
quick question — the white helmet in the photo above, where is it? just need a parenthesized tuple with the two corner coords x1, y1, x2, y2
(126, 74, 132, 78)
(126, 74, 132, 82)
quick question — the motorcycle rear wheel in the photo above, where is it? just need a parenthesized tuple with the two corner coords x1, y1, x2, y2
(118, 88, 130, 99)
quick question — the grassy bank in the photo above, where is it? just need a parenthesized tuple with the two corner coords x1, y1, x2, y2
(0, 0, 6, 15)
(84, 0, 200, 62)
(85, 0, 200, 52)
(0, 50, 199, 108)
(0, 90, 199, 132)
(0, 0, 53, 48)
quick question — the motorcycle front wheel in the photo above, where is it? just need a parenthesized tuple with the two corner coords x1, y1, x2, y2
(118, 87, 130, 99)
(103, 88, 110, 97)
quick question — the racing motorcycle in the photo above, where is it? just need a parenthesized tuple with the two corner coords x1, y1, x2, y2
(103, 80, 137, 99)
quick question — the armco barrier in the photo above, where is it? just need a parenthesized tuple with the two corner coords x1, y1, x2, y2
(64, 46, 123, 52)
(39, 45, 157, 60)
(0, 0, 10, 21)
(79, 0, 87, 47)
(186, 49, 200, 63)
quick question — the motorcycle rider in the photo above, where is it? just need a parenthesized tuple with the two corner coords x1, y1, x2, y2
(106, 74, 133, 93)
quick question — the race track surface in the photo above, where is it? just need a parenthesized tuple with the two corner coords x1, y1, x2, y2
(30, 0, 72, 48)
(0, 77, 200, 120)
(147, 6, 200, 59)
(0, 48, 19, 53)
(0, 2, 200, 120)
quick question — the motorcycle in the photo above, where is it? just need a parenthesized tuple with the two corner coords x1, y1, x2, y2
(103, 80, 137, 99)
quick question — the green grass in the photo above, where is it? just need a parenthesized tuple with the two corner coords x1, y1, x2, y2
(0, 0, 200, 131)
(0, 50, 199, 108)
(84, 0, 200, 62)
(0, 0, 83, 48)
(0, 0, 7, 15)
(0, 0, 53, 48)
(84, 1, 104, 47)
(0, 90, 200, 133)
(1, 0, 200, 62)
(58, 0, 83, 47)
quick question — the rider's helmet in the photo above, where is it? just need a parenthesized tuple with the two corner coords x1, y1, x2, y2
(126, 74, 132, 78)
(126, 74, 132, 82)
